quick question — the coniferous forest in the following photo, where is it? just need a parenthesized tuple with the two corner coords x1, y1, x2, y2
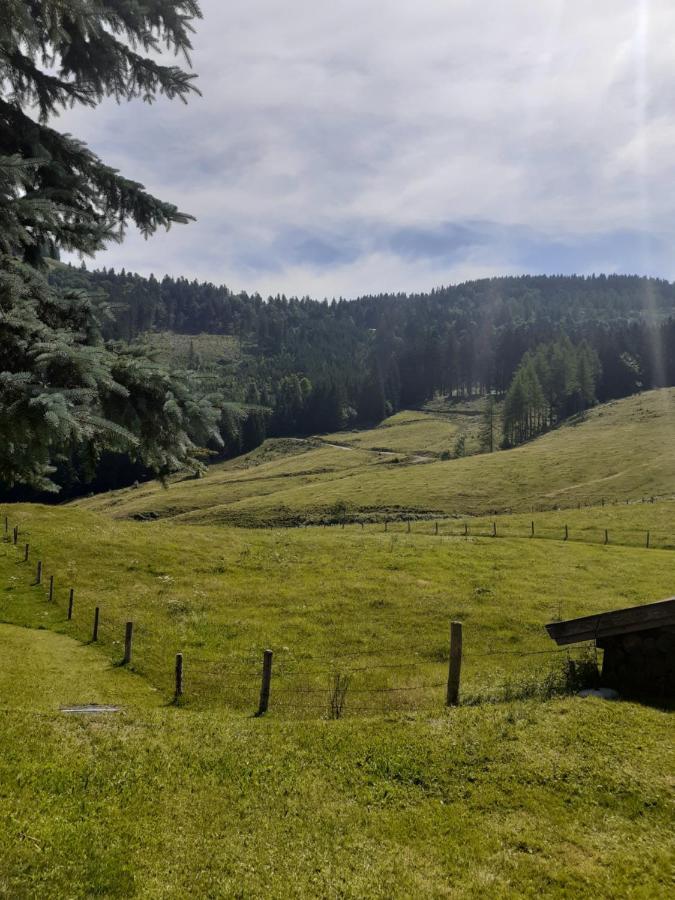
(42, 263, 675, 494)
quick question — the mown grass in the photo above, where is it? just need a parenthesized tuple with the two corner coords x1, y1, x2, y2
(0, 623, 673, 898)
(77, 389, 675, 526)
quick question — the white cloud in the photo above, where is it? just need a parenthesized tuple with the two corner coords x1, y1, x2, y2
(59, 0, 675, 296)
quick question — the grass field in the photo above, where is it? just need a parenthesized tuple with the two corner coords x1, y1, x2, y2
(1, 388, 674, 896)
(78, 389, 675, 526)
(2, 501, 673, 711)
(0, 499, 673, 896)
(0, 623, 672, 897)
(322, 399, 489, 457)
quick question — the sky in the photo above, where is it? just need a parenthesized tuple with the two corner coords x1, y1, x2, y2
(58, 0, 675, 299)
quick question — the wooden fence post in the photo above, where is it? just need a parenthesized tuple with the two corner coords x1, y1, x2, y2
(464, 522, 468, 537)
(564, 525, 568, 541)
(384, 521, 388, 533)
(174, 652, 184, 701)
(257, 649, 273, 716)
(35, 560, 42, 585)
(407, 520, 411, 533)
(13, 526, 18, 545)
(604, 529, 609, 545)
(48, 574, 54, 602)
(24, 543, 29, 562)
(531, 521, 535, 537)
(67, 588, 74, 620)
(92, 606, 100, 642)
(492, 521, 497, 537)
(435, 522, 439, 535)
(446, 621, 462, 706)
(646, 531, 650, 549)
(123, 621, 133, 665)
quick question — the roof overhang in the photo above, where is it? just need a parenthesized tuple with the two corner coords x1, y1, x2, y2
(545, 597, 675, 646)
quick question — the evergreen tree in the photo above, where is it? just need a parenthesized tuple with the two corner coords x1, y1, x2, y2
(357, 365, 386, 425)
(0, 1, 218, 491)
(0, 1, 200, 263)
(479, 395, 497, 453)
(502, 338, 602, 447)
(575, 341, 601, 410)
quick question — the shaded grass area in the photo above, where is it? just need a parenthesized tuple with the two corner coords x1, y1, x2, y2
(0, 622, 161, 714)
(0, 624, 672, 897)
(1, 503, 673, 714)
(76, 389, 675, 527)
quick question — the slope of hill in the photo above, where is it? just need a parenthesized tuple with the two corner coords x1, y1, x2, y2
(77, 389, 675, 526)
(322, 398, 488, 457)
(2, 619, 672, 897)
(138, 331, 241, 368)
(1, 499, 673, 895)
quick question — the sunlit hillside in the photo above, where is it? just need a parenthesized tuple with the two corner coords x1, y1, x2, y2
(78, 389, 675, 526)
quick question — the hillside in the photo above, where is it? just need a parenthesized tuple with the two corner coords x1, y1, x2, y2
(77, 389, 675, 526)
(1, 498, 673, 895)
(1, 623, 673, 897)
(3, 501, 674, 701)
(138, 331, 241, 369)
(42, 265, 675, 497)
(322, 398, 488, 457)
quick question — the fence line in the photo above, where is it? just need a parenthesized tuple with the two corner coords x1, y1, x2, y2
(331, 518, 672, 551)
(0, 512, 624, 719)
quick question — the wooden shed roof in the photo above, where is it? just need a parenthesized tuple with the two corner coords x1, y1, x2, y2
(545, 597, 675, 646)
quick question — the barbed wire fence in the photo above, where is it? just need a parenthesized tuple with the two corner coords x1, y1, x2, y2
(1, 512, 611, 719)
(322, 496, 674, 551)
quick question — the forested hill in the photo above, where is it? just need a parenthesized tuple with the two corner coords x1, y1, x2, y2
(1, 263, 666, 502)
(51, 266, 675, 409)
(52, 267, 675, 344)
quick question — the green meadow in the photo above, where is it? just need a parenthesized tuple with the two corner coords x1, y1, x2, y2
(138, 331, 242, 369)
(322, 399, 488, 457)
(78, 389, 675, 527)
(0, 620, 672, 898)
(2, 500, 674, 711)
(1, 389, 673, 896)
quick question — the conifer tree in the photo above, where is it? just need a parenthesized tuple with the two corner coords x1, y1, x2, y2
(0, 1, 201, 263)
(502, 338, 602, 447)
(0, 2, 221, 491)
(479, 395, 497, 453)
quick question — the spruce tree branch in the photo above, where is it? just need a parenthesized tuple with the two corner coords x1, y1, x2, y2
(0, 47, 96, 119)
(0, 100, 195, 258)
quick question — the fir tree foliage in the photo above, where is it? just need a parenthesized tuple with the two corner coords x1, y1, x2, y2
(0, 255, 220, 490)
(1, 1, 201, 263)
(0, 1, 218, 491)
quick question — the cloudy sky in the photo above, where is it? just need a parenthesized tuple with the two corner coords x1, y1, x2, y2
(59, 0, 674, 298)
